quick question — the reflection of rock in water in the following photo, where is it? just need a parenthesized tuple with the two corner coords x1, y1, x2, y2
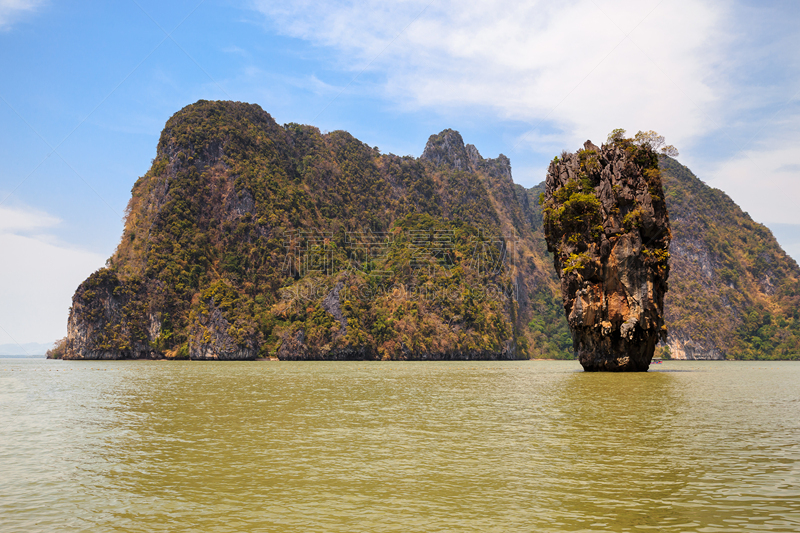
(541, 371, 688, 528)
(543, 138, 671, 371)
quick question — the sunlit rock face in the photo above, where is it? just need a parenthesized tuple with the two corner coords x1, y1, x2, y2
(542, 140, 671, 371)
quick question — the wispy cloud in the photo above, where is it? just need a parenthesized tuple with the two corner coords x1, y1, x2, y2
(705, 118, 800, 225)
(251, 0, 727, 151)
(0, 0, 45, 29)
(222, 44, 250, 57)
(251, 0, 800, 227)
(776, 163, 800, 174)
(0, 204, 59, 233)
(0, 203, 105, 344)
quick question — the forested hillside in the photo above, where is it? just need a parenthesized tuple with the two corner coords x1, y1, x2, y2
(59, 100, 800, 360)
(659, 158, 800, 359)
(65, 101, 554, 360)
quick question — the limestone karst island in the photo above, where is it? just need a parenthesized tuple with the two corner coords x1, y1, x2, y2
(542, 134, 672, 371)
(50, 100, 800, 365)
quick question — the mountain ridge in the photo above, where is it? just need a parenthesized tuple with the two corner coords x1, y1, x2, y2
(57, 100, 800, 361)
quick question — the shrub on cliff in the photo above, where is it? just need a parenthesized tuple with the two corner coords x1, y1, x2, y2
(45, 337, 67, 359)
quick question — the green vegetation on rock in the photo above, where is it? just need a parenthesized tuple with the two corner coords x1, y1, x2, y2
(64, 101, 800, 361)
(660, 157, 800, 360)
(66, 101, 540, 360)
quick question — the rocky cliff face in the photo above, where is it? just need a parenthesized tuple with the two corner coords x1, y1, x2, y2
(64, 100, 800, 362)
(542, 140, 671, 371)
(65, 269, 163, 360)
(659, 157, 800, 360)
(65, 101, 542, 360)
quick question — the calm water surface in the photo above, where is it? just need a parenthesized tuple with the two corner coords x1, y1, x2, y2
(1, 359, 799, 532)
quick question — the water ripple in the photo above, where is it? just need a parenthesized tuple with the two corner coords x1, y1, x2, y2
(1, 360, 799, 532)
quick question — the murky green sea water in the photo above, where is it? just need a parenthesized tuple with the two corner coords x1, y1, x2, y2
(1, 359, 799, 532)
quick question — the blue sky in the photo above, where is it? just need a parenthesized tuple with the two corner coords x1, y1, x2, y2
(0, 0, 798, 346)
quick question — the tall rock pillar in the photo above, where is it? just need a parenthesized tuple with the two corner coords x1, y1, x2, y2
(542, 138, 671, 371)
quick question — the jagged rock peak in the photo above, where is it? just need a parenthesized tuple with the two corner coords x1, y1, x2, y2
(465, 143, 481, 169)
(480, 153, 513, 183)
(421, 129, 474, 172)
(543, 137, 671, 371)
(421, 130, 513, 183)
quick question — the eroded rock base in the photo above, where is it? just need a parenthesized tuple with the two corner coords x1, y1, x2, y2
(575, 331, 657, 371)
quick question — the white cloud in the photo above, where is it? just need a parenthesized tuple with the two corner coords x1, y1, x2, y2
(251, 0, 800, 231)
(222, 44, 249, 57)
(705, 120, 800, 225)
(252, 0, 727, 153)
(0, 204, 60, 232)
(0, 0, 45, 29)
(0, 204, 106, 344)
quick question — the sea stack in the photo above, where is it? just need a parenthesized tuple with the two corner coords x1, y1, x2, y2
(542, 132, 672, 371)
